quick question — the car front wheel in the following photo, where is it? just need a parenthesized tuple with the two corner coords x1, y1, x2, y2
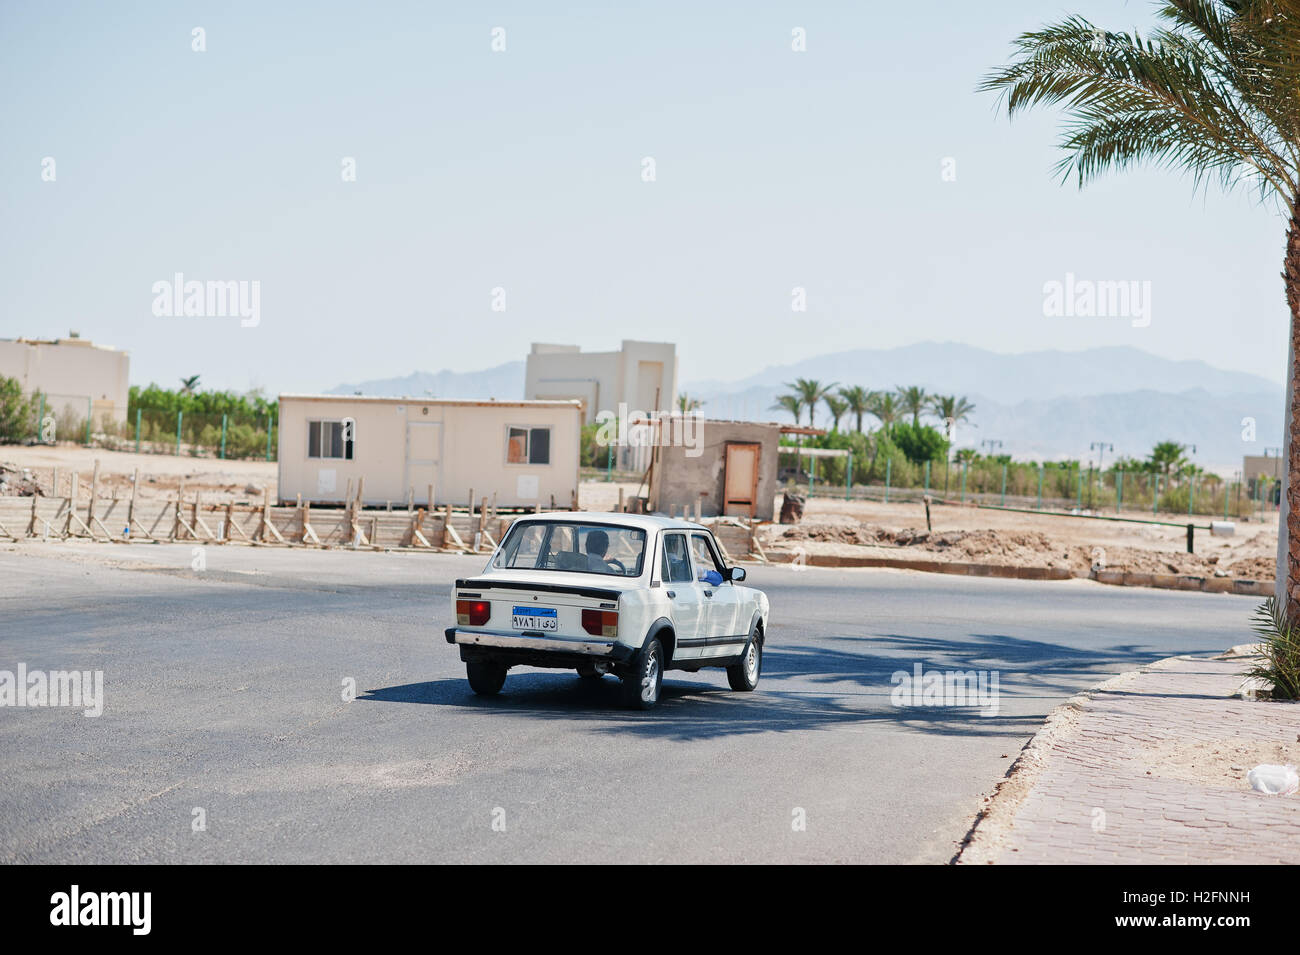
(467, 661, 507, 695)
(620, 636, 663, 710)
(727, 627, 762, 691)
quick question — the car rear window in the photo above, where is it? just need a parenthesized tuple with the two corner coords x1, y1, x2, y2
(493, 522, 647, 577)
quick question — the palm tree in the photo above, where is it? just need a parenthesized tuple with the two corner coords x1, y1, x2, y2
(824, 395, 849, 432)
(867, 391, 902, 429)
(929, 395, 976, 436)
(982, 1, 1300, 614)
(837, 385, 872, 433)
(180, 375, 201, 396)
(770, 394, 804, 425)
(786, 378, 838, 428)
(1149, 441, 1188, 480)
(896, 386, 930, 426)
(676, 393, 702, 414)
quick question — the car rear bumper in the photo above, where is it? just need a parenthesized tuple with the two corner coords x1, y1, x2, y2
(445, 627, 636, 669)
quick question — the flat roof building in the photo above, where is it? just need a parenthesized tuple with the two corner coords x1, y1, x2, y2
(276, 394, 583, 509)
(0, 335, 130, 427)
(525, 339, 677, 426)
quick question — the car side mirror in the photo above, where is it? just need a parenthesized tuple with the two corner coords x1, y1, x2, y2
(727, 566, 746, 583)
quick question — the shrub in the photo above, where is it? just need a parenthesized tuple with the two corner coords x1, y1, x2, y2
(1246, 598, 1300, 700)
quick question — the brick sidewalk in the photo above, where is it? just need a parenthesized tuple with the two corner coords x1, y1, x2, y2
(960, 653, 1300, 864)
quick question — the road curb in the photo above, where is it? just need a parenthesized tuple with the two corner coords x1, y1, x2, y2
(950, 652, 1209, 865)
(761, 550, 1274, 595)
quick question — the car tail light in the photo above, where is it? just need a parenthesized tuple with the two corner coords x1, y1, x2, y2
(582, 609, 618, 638)
(457, 599, 490, 627)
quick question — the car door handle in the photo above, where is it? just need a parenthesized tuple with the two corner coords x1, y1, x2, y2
(666, 591, 676, 599)
(703, 590, 713, 598)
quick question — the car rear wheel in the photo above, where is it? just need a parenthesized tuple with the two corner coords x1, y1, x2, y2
(466, 661, 507, 695)
(727, 627, 762, 691)
(620, 636, 663, 710)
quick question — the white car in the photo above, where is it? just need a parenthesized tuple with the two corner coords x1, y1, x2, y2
(444, 512, 770, 709)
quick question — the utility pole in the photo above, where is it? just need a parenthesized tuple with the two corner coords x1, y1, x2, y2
(1089, 441, 1113, 510)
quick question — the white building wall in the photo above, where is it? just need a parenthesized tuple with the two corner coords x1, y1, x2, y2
(0, 337, 130, 425)
(277, 395, 582, 509)
(525, 339, 677, 425)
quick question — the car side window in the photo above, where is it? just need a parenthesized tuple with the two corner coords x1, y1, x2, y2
(690, 534, 723, 575)
(662, 532, 693, 584)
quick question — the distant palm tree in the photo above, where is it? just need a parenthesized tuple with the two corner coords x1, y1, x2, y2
(824, 395, 849, 432)
(786, 378, 838, 428)
(180, 375, 201, 395)
(676, 393, 702, 413)
(896, 386, 930, 426)
(1149, 441, 1187, 480)
(837, 385, 872, 434)
(929, 395, 976, 436)
(770, 394, 804, 425)
(867, 391, 902, 430)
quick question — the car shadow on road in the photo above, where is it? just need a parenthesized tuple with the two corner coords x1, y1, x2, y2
(357, 669, 1049, 742)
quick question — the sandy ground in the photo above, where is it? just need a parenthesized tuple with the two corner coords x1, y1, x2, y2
(766, 496, 1279, 581)
(0, 445, 277, 504)
(0, 446, 1280, 579)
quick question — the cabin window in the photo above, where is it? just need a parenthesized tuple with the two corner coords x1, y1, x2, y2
(308, 419, 354, 460)
(506, 426, 551, 465)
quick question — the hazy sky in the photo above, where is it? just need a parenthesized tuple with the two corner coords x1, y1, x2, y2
(1, 0, 1289, 394)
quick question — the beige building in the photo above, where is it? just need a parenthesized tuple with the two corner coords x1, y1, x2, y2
(649, 419, 783, 521)
(276, 394, 583, 509)
(0, 335, 130, 426)
(525, 339, 677, 425)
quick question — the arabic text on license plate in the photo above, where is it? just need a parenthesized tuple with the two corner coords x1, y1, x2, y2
(512, 606, 558, 631)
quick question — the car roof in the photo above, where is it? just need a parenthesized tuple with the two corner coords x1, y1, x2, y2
(510, 511, 705, 532)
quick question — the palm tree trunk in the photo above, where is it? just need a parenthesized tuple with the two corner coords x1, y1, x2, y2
(1280, 202, 1300, 621)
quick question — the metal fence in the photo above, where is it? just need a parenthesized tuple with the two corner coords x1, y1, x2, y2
(797, 455, 1277, 522)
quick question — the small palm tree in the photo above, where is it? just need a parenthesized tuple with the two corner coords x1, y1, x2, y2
(1149, 441, 1187, 480)
(786, 378, 838, 428)
(982, 1, 1300, 615)
(929, 395, 976, 436)
(180, 375, 201, 396)
(676, 393, 702, 414)
(896, 386, 930, 427)
(824, 395, 849, 432)
(770, 394, 804, 425)
(867, 391, 902, 429)
(837, 385, 872, 433)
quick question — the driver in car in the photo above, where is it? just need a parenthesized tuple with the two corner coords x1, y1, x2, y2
(584, 529, 619, 574)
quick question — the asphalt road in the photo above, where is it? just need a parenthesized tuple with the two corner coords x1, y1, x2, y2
(0, 541, 1259, 863)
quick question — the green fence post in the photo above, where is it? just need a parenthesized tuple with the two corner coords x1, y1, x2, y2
(175, 411, 183, 455)
(135, 408, 142, 452)
(845, 452, 853, 500)
(1116, 469, 1124, 513)
(1000, 462, 1007, 506)
(36, 394, 45, 442)
(220, 413, 228, 460)
(1224, 481, 1230, 521)
(885, 457, 891, 503)
(960, 462, 967, 503)
(605, 441, 613, 481)
(85, 397, 92, 444)
(1189, 476, 1195, 516)
(1154, 475, 1160, 515)
(266, 415, 274, 462)
(924, 460, 931, 493)
(1076, 467, 1083, 510)
(1036, 465, 1043, 510)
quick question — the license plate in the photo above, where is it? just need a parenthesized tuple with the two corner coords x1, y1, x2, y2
(512, 606, 558, 631)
